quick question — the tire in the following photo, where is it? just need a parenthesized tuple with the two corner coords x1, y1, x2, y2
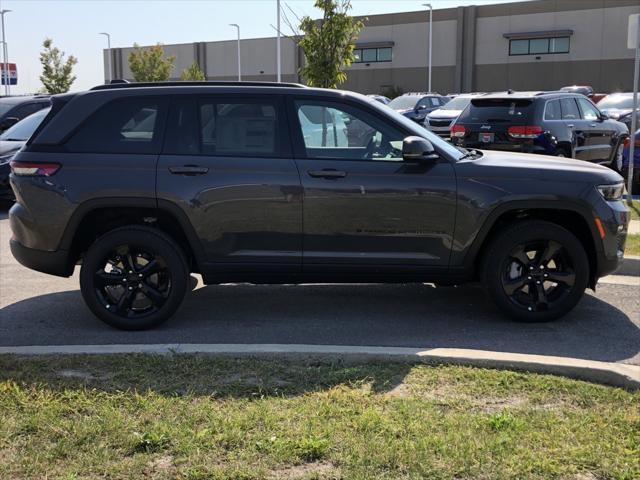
(80, 226, 189, 330)
(480, 220, 589, 322)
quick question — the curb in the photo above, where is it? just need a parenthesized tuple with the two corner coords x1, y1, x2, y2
(616, 255, 640, 277)
(0, 344, 638, 390)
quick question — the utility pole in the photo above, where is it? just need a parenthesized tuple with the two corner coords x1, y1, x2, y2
(276, 0, 281, 82)
(423, 4, 433, 92)
(1, 10, 11, 96)
(230, 23, 241, 81)
(99, 32, 112, 83)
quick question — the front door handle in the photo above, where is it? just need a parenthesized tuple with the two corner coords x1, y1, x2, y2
(567, 124, 574, 128)
(308, 169, 347, 179)
(169, 165, 209, 175)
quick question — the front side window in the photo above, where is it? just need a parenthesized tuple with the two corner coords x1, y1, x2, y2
(577, 97, 599, 121)
(560, 98, 580, 120)
(66, 98, 166, 154)
(163, 97, 279, 157)
(295, 100, 404, 161)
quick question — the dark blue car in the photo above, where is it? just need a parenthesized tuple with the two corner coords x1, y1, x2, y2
(388, 92, 448, 124)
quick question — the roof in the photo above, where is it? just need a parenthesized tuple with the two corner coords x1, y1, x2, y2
(477, 90, 581, 100)
(0, 95, 51, 104)
(90, 80, 306, 91)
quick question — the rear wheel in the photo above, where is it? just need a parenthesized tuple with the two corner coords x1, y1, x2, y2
(612, 141, 624, 172)
(481, 220, 589, 322)
(80, 226, 189, 330)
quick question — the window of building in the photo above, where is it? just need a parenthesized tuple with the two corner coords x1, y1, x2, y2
(66, 97, 167, 154)
(353, 47, 393, 63)
(508, 36, 570, 56)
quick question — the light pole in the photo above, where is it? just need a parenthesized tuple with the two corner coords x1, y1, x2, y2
(276, 0, 281, 82)
(1, 10, 11, 96)
(230, 23, 241, 81)
(99, 32, 112, 83)
(423, 3, 432, 93)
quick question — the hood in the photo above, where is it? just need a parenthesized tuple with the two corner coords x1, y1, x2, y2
(394, 108, 413, 115)
(600, 108, 632, 120)
(0, 139, 23, 158)
(427, 109, 460, 120)
(463, 150, 623, 185)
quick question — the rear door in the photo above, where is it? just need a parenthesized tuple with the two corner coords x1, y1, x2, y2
(576, 96, 612, 163)
(156, 94, 303, 273)
(289, 97, 456, 272)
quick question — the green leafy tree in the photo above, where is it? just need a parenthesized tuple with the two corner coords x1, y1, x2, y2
(297, 0, 363, 88)
(128, 44, 175, 82)
(39, 38, 77, 94)
(180, 63, 206, 81)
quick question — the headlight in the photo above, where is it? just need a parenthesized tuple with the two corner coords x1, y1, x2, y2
(597, 182, 624, 201)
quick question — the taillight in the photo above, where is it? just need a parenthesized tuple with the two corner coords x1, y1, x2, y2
(624, 138, 630, 148)
(507, 126, 543, 139)
(451, 124, 466, 138)
(10, 161, 61, 176)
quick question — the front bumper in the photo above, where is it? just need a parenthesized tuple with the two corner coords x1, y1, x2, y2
(10, 239, 74, 277)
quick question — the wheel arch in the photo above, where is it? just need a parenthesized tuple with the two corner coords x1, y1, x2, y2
(464, 201, 600, 289)
(60, 197, 206, 272)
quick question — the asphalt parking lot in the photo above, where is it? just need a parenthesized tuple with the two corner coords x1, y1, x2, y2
(1, 209, 638, 365)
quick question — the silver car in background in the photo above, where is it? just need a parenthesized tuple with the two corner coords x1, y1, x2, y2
(424, 93, 484, 137)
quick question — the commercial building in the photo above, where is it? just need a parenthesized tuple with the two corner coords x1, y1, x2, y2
(105, 0, 640, 94)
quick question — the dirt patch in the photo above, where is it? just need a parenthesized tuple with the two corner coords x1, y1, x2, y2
(56, 369, 111, 381)
(145, 455, 176, 476)
(268, 461, 340, 479)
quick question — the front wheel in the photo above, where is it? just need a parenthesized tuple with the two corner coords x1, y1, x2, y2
(612, 141, 624, 172)
(481, 220, 589, 322)
(80, 226, 189, 330)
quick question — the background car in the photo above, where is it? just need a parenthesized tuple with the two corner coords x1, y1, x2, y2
(424, 93, 484, 137)
(0, 95, 51, 133)
(0, 107, 51, 201)
(367, 94, 391, 105)
(597, 93, 639, 132)
(621, 129, 640, 194)
(387, 92, 448, 124)
(560, 85, 594, 98)
(450, 91, 628, 169)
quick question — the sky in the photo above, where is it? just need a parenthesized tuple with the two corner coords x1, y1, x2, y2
(1, 0, 529, 94)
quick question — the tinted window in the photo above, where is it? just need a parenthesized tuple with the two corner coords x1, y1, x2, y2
(529, 38, 549, 54)
(66, 98, 167, 154)
(550, 37, 569, 53)
(459, 98, 534, 122)
(295, 100, 404, 161)
(577, 97, 599, 121)
(0, 107, 50, 141)
(163, 97, 279, 157)
(509, 39, 529, 55)
(560, 98, 580, 120)
(11, 103, 47, 120)
(377, 47, 392, 62)
(544, 100, 561, 120)
(362, 48, 377, 62)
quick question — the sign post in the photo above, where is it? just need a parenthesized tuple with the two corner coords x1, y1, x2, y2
(627, 14, 640, 205)
(0, 62, 17, 89)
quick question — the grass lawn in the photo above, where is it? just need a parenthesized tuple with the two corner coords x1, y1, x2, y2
(626, 234, 640, 256)
(628, 200, 640, 221)
(0, 355, 638, 479)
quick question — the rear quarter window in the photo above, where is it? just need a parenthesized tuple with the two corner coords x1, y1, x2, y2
(65, 97, 168, 154)
(458, 98, 534, 123)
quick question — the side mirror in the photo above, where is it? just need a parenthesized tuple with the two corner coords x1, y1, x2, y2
(402, 136, 439, 162)
(0, 117, 19, 131)
(417, 104, 427, 111)
(599, 113, 609, 121)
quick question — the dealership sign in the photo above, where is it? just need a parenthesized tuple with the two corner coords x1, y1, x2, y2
(0, 63, 17, 85)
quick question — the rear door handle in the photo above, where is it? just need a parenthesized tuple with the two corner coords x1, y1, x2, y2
(567, 124, 574, 128)
(169, 165, 209, 175)
(590, 123, 597, 127)
(308, 169, 347, 179)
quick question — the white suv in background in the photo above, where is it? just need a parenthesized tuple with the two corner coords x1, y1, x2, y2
(424, 93, 485, 137)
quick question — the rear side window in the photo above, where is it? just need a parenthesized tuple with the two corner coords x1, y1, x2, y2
(560, 98, 580, 120)
(66, 97, 167, 154)
(544, 100, 561, 120)
(458, 98, 534, 123)
(164, 96, 281, 157)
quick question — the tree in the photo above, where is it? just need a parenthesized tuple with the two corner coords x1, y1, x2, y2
(296, 0, 363, 88)
(180, 63, 206, 81)
(128, 44, 175, 82)
(39, 38, 77, 94)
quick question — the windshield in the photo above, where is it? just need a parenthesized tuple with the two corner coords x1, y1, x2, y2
(0, 107, 50, 141)
(439, 96, 473, 111)
(388, 96, 418, 110)
(598, 95, 634, 110)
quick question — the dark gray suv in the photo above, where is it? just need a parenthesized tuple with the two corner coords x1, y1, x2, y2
(9, 82, 630, 330)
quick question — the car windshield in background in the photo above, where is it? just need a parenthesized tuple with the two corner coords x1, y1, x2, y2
(0, 102, 15, 117)
(460, 98, 534, 122)
(439, 96, 473, 111)
(388, 96, 418, 110)
(0, 108, 50, 141)
(598, 95, 633, 110)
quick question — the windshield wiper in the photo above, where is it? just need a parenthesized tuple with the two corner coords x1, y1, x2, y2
(459, 149, 483, 160)
(2, 138, 24, 142)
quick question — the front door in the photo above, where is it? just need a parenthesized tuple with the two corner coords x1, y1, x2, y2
(156, 94, 302, 273)
(289, 98, 457, 273)
(576, 97, 613, 163)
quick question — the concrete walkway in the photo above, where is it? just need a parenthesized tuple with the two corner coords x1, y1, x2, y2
(629, 220, 639, 235)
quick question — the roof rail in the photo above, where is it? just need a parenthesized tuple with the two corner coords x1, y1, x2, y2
(90, 80, 307, 91)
